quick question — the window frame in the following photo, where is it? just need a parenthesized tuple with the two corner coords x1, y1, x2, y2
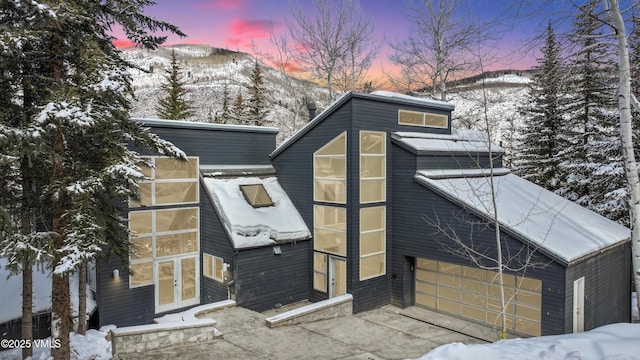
(359, 131, 386, 204)
(131, 156, 200, 208)
(313, 132, 347, 204)
(398, 109, 448, 129)
(359, 206, 386, 281)
(240, 184, 274, 208)
(313, 252, 328, 292)
(203, 253, 224, 282)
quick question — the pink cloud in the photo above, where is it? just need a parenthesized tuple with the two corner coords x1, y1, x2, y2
(112, 38, 137, 48)
(194, 0, 247, 11)
(229, 19, 274, 39)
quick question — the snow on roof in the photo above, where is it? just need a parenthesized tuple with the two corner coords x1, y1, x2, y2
(203, 176, 311, 249)
(370, 90, 455, 109)
(394, 129, 503, 153)
(134, 118, 279, 134)
(415, 172, 630, 264)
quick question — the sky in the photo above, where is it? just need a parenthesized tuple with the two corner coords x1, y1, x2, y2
(111, 0, 577, 81)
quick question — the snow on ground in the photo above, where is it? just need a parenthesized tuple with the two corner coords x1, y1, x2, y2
(0, 326, 113, 360)
(416, 323, 640, 360)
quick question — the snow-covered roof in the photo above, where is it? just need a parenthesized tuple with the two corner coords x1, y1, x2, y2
(393, 129, 504, 154)
(415, 171, 630, 264)
(370, 90, 455, 109)
(134, 118, 279, 134)
(202, 176, 311, 249)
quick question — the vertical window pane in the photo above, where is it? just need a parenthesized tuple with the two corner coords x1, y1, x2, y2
(360, 231, 385, 255)
(361, 132, 385, 154)
(360, 253, 385, 279)
(361, 156, 385, 178)
(314, 156, 346, 178)
(158, 261, 175, 305)
(156, 208, 198, 232)
(213, 257, 224, 281)
(130, 261, 153, 287)
(130, 211, 152, 235)
(131, 237, 152, 260)
(314, 180, 346, 203)
(155, 182, 198, 205)
(181, 257, 196, 301)
(203, 254, 213, 278)
(313, 252, 327, 292)
(155, 157, 198, 179)
(360, 179, 385, 203)
(314, 205, 346, 230)
(314, 228, 346, 256)
(360, 206, 385, 232)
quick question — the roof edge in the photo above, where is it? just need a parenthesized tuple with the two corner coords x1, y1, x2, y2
(134, 118, 279, 134)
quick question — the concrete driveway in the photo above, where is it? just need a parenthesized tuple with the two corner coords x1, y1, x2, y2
(115, 305, 489, 360)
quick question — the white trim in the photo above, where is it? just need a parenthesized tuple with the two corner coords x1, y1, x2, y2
(573, 277, 585, 333)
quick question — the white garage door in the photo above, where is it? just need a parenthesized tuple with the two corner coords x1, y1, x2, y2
(415, 258, 542, 336)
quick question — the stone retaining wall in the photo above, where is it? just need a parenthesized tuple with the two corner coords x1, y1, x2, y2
(110, 319, 220, 356)
(265, 294, 352, 328)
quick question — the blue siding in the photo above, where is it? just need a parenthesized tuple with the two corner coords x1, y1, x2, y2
(564, 243, 631, 332)
(235, 241, 311, 312)
(391, 143, 567, 336)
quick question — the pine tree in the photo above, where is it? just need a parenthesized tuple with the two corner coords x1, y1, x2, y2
(0, 1, 185, 358)
(230, 92, 247, 125)
(156, 50, 195, 120)
(247, 59, 270, 126)
(559, 1, 624, 223)
(219, 82, 231, 124)
(515, 23, 569, 191)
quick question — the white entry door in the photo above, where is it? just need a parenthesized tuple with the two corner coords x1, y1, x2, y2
(329, 256, 346, 298)
(156, 256, 199, 313)
(573, 277, 585, 333)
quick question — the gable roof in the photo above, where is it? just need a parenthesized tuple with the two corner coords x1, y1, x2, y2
(202, 173, 311, 249)
(415, 171, 630, 265)
(270, 91, 455, 159)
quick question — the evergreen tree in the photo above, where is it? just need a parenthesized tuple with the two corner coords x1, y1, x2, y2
(515, 23, 569, 191)
(558, 1, 624, 223)
(156, 50, 194, 120)
(0, 1, 185, 358)
(230, 92, 247, 124)
(219, 82, 231, 124)
(247, 59, 270, 126)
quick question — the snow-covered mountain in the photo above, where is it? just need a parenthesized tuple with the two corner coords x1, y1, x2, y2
(122, 44, 331, 143)
(124, 44, 531, 146)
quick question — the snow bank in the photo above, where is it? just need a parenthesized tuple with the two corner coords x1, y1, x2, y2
(416, 323, 640, 360)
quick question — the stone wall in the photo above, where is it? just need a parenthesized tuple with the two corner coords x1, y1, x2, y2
(110, 319, 220, 356)
(265, 294, 352, 328)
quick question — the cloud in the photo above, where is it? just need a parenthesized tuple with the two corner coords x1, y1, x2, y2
(226, 19, 275, 49)
(194, 0, 247, 12)
(112, 38, 137, 48)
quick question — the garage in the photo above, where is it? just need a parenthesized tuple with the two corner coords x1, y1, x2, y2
(415, 258, 542, 336)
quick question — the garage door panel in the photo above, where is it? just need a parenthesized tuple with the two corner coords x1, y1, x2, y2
(415, 258, 541, 337)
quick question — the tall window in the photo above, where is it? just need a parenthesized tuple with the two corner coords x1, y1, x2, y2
(129, 207, 200, 287)
(132, 157, 199, 207)
(360, 206, 385, 280)
(360, 131, 385, 203)
(314, 132, 346, 204)
(398, 109, 448, 128)
(314, 205, 346, 256)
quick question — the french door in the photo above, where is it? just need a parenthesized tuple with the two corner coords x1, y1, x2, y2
(329, 256, 346, 298)
(156, 255, 199, 313)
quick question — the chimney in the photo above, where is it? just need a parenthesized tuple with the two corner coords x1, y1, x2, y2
(306, 102, 317, 121)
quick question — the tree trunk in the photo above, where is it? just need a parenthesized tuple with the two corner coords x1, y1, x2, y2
(608, 0, 640, 316)
(50, 17, 71, 359)
(20, 166, 33, 359)
(78, 262, 87, 335)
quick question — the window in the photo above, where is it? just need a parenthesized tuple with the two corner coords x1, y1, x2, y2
(313, 252, 327, 292)
(360, 131, 385, 203)
(314, 132, 346, 203)
(240, 184, 274, 208)
(360, 206, 386, 280)
(203, 254, 224, 282)
(129, 207, 200, 288)
(398, 109, 448, 128)
(131, 156, 199, 207)
(314, 205, 346, 256)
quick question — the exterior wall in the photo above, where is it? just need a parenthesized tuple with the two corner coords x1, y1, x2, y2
(199, 184, 234, 305)
(415, 152, 501, 170)
(234, 241, 311, 312)
(564, 242, 631, 333)
(390, 144, 567, 336)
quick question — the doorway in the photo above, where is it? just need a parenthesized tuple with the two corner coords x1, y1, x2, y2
(329, 256, 346, 298)
(155, 255, 199, 313)
(573, 277, 585, 333)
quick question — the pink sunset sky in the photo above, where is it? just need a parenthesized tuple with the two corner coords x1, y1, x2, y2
(112, 0, 572, 81)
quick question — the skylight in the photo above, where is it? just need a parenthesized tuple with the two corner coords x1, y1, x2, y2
(240, 184, 274, 208)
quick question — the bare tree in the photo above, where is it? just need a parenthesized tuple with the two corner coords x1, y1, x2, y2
(388, 0, 486, 100)
(287, 0, 377, 99)
(605, 0, 640, 316)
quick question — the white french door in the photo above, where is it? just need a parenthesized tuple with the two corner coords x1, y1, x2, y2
(155, 255, 199, 313)
(329, 256, 346, 298)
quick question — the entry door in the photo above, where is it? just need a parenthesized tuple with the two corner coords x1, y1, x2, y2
(156, 256, 199, 313)
(329, 256, 346, 298)
(573, 277, 585, 333)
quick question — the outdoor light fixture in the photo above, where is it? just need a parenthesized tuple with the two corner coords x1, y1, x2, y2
(273, 245, 282, 255)
(112, 269, 120, 279)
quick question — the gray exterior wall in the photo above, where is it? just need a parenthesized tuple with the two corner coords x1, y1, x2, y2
(391, 143, 568, 336)
(234, 241, 311, 312)
(564, 242, 631, 333)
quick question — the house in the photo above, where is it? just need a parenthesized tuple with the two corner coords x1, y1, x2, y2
(89, 91, 630, 337)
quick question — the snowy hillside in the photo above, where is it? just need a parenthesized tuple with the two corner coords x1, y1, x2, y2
(123, 44, 331, 143)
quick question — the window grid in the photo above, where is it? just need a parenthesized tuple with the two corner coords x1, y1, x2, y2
(360, 131, 386, 204)
(398, 109, 448, 129)
(131, 156, 199, 207)
(359, 206, 386, 280)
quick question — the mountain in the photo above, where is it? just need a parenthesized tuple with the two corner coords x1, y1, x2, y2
(122, 44, 330, 143)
